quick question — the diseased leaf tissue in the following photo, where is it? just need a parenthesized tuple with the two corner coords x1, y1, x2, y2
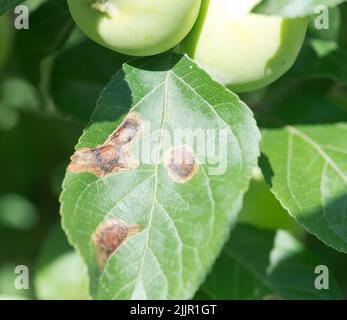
(68, 112, 143, 177)
(68, 109, 202, 271)
(164, 145, 199, 184)
(61, 54, 261, 299)
(67, 109, 201, 270)
(93, 219, 140, 271)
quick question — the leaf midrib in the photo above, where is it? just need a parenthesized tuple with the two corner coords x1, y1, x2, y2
(131, 72, 170, 299)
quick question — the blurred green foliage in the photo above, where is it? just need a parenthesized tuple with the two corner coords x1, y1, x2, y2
(34, 225, 89, 300)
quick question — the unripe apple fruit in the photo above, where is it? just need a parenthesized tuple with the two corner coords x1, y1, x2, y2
(0, 15, 12, 70)
(67, 0, 201, 56)
(177, 0, 308, 92)
(238, 177, 303, 236)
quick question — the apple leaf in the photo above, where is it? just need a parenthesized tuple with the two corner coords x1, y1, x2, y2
(261, 124, 347, 253)
(14, 0, 74, 84)
(0, 0, 24, 15)
(196, 225, 342, 300)
(253, 0, 346, 17)
(288, 4, 347, 85)
(60, 53, 260, 299)
(254, 82, 347, 128)
(51, 39, 133, 124)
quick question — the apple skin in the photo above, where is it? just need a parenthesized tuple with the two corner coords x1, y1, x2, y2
(67, 0, 201, 56)
(0, 15, 12, 70)
(177, 0, 308, 92)
(238, 178, 303, 236)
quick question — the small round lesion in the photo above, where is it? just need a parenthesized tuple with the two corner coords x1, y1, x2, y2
(92, 219, 140, 271)
(164, 145, 199, 183)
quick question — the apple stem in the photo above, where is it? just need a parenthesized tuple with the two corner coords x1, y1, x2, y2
(91, 0, 115, 17)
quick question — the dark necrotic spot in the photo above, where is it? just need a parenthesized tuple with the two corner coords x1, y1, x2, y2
(93, 145, 121, 174)
(110, 113, 142, 146)
(168, 157, 196, 179)
(165, 145, 199, 183)
(93, 219, 128, 254)
(92, 219, 140, 271)
(67, 112, 142, 177)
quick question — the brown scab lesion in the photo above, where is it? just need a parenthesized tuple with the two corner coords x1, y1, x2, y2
(67, 112, 143, 177)
(164, 145, 199, 183)
(92, 219, 140, 271)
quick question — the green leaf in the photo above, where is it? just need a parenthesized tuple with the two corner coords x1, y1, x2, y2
(308, 6, 341, 43)
(288, 4, 347, 83)
(14, 0, 74, 84)
(51, 39, 133, 123)
(261, 124, 347, 253)
(60, 53, 260, 300)
(290, 44, 347, 85)
(0, 0, 24, 15)
(254, 82, 347, 127)
(253, 0, 346, 17)
(196, 225, 342, 300)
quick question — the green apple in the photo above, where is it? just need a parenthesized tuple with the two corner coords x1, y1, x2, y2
(238, 176, 303, 236)
(67, 0, 201, 56)
(0, 15, 12, 70)
(177, 0, 308, 92)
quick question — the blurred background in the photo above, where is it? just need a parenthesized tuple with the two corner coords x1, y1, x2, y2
(0, 0, 347, 299)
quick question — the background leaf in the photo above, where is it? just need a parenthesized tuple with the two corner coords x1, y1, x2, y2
(0, 0, 24, 15)
(14, 0, 74, 85)
(61, 53, 260, 300)
(253, 0, 346, 17)
(261, 124, 347, 253)
(288, 4, 347, 85)
(250, 79, 347, 128)
(196, 225, 342, 300)
(51, 39, 133, 124)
